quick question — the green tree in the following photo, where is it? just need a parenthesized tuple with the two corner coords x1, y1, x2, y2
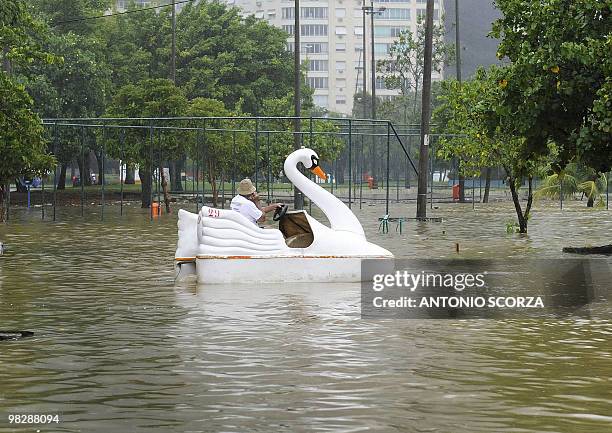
(491, 0, 611, 173)
(434, 68, 546, 233)
(176, 1, 294, 114)
(106, 78, 189, 209)
(27, 32, 112, 188)
(0, 0, 56, 220)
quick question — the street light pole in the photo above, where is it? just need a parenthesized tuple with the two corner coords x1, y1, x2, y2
(416, 0, 434, 219)
(293, 0, 303, 209)
(362, 4, 385, 181)
(370, 1, 376, 122)
(455, 0, 465, 202)
(171, 0, 176, 83)
(362, 1, 367, 119)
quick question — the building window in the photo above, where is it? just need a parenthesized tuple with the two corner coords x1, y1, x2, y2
(308, 60, 329, 72)
(375, 43, 392, 54)
(354, 26, 363, 35)
(336, 43, 346, 52)
(375, 26, 403, 37)
(335, 8, 346, 17)
(301, 24, 328, 36)
(335, 26, 347, 35)
(336, 95, 347, 105)
(301, 7, 328, 19)
(307, 77, 329, 89)
(379, 8, 410, 20)
(335, 61, 346, 73)
(375, 76, 390, 89)
(313, 95, 328, 108)
(303, 42, 329, 53)
(355, 44, 363, 52)
(282, 25, 295, 35)
(282, 7, 294, 19)
(353, 8, 362, 18)
(354, 60, 363, 69)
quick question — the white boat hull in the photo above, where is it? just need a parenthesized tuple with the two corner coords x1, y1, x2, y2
(176, 255, 394, 284)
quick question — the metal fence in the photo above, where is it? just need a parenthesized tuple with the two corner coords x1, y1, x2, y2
(5, 116, 609, 222)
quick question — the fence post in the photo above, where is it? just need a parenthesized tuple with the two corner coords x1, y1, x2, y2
(119, 129, 125, 216)
(41, 161, 45, 220)
(195, 128, 200, 213)
(359, 135, 364, 210)
(267, 130, 271, 203)
(81, 125, 85, 218)
(232, 130, 236, 196)
(101, 125, 106, 221)
(309, 116, 313, 148)
(348, 119, 352, 209)
(149, 123, 154, 220)
(607, 171, 610, 210)
(52, 122, 57, 222)
(157, 129, 162, 212)
(255, 118, 259, 190)
(202, 120, 207, 207)
(386, 122, 390, 216)
(429, 139, 434, 209)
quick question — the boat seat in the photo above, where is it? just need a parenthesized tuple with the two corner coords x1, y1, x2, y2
(285, 232, 314, 248)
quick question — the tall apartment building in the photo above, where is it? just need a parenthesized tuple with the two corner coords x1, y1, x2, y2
(227, 0, 443, 115)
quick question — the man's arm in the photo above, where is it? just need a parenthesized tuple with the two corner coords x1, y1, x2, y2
(252, 194, 282, 223)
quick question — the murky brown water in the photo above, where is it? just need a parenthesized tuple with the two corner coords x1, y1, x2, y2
(1, 200, 611, 432)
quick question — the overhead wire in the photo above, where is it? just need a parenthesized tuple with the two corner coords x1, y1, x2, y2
(53, 0, 193, 25)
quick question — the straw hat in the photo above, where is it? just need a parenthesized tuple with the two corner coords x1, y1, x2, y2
(237, 178, 256, 195)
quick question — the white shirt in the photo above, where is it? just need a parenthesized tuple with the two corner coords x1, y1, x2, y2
(230, 194, 263, 225)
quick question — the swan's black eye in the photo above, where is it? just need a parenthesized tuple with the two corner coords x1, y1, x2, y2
(310, 155, 319, 168)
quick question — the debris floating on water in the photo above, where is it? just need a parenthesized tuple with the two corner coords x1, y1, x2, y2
(0, 331, 34, 341)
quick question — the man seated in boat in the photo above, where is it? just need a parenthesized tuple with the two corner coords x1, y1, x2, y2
(231, 178, 283, 226)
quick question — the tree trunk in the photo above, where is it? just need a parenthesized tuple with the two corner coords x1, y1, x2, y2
(94, 150, 104, 185)
(587, 195, 594, 208)
(15, 180, 27, 193)
(507, 173, 533, 234)
(84, 152, 92, 186)
(160, 164, 171, 213)
(170, 160, 184, 192)
(0, 184, 7, 222)
(125, 164, 135, 184)
(139, 166, 152, 208)
(482, 167, 492, 203)
(57, 163, 67, 190)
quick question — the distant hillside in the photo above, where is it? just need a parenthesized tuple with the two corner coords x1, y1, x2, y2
(443, 0, 502, 79)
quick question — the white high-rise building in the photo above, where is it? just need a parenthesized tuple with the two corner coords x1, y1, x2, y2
(227, 0, 443, 115)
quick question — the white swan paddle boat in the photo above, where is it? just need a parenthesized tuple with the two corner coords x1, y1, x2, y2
(175, 147, 394, 283)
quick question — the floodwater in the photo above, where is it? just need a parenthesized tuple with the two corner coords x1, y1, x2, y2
(1, 200, 611, 433)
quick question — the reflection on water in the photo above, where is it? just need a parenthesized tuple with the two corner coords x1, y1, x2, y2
(0, 201, 611, 432)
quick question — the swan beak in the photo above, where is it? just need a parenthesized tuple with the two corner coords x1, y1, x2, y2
(311, 166, 327, 180)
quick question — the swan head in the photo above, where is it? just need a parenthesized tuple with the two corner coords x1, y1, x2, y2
(288, 147, 327, 180)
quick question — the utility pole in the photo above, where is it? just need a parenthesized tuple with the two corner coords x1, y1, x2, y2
(171, 0, 176, 83)
(362, 1, 367, 119)
(362, 3, 384, 181)
(416, 0, 434, 219)
(293, 0, 303, 209)
(455, 0, 465, 202)
(370, 0, 376, 122)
